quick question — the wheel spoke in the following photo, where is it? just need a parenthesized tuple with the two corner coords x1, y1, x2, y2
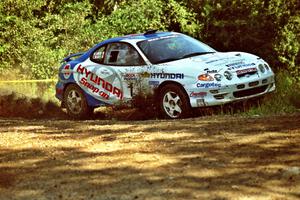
(173, 95, 180, 104)
(75, 97, 82, 104)
(168, 108, 174, 115)
(70, 91, 76, 98)
(166, 92, 173, 102)
(174, 104, 182, 113)
(163, 101, 171, 109)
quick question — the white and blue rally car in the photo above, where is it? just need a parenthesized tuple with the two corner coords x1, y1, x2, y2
(55, 30, 275, 119)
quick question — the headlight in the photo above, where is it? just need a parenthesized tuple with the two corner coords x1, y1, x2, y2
(259, 64, 265, 73)
(224, 71, 232, 80)
(214, 74, 222, 81)
(198, 74, 214, 81)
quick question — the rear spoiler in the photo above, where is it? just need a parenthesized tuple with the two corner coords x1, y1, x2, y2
(62, 52, 85, 62)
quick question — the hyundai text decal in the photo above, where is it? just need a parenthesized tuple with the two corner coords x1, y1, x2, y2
(150, 73, 184, 79)
(139, 72, 184, 79)
(76, 65, 123, 99)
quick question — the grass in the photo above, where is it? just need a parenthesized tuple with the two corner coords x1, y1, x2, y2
(0, 80, 64, 118)
(244, 71, 300, 116)
(0, 80, 57, 102)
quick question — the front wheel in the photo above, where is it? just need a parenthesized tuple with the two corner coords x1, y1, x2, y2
(159, 84, 191, 119)
(63, 84, 93, 119)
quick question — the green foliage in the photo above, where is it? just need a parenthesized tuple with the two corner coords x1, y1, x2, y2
(0, 0, 299, 83)
(275, 16, 300, 81)
(0, 0, 199, 79)
(94, 0, 167, 38)
(179, 0, 299, 82)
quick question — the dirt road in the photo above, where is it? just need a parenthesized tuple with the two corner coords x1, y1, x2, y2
(0, 114, 300, 200)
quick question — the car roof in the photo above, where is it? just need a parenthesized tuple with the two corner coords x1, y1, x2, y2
(77, 31, 177, 62)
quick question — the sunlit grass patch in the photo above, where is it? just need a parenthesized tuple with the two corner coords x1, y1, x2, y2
(0, 80, 57, 102)
(244, 71, 300, 116)
(0, 80, 65, 118)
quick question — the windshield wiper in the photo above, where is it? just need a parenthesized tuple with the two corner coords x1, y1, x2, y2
(181, 52, 215, 59)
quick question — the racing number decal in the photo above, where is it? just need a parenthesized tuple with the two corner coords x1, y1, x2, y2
(74, 64, 124, 103)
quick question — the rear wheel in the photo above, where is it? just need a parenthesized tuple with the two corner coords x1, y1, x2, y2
(159, 84, 191, 119)
(63, 84, 93, 119)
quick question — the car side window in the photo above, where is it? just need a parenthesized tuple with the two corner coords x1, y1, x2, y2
(91, 46, 106, 63)
(103, 43, 145, 66)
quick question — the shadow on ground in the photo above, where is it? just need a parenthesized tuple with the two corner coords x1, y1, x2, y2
(0, 114, 300, 199)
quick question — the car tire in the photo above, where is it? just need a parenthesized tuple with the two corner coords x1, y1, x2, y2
(63, 84, 93, 119)
(159, 84, 191, 119)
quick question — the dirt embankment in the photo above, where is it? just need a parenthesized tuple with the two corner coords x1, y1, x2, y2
(0, 114, 300, 200)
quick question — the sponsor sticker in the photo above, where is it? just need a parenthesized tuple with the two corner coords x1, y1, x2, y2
(147, 35, 178, 42)
(205, 58, 226, 64)
(190, 91, 207, 98)
(76, 65, 123, 100)
(206, 70, 218, 73)
(140, 72, 151, 78)
(62, 64, 72, 79)
(227, 63, 256, 70)
(140, 72, 184, 79)
(226, 61, 244, 67)
(236, 67, 257, 75)
(196, 82, 221, 88)
(151, 73, 184, 79)
(123, 73, 138, 81)
(149, 81, 160, 86)
(204, 68, 218, 74)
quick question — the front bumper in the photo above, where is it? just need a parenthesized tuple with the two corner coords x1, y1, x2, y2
(188, 74, 275, 108)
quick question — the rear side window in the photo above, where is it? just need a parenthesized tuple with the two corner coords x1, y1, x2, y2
(91, 46, 106, 63)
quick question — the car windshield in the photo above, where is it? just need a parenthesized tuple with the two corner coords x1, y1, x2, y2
(137, 34, 216, 64)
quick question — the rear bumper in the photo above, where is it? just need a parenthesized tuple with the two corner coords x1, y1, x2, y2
(55, 82, 64, 101)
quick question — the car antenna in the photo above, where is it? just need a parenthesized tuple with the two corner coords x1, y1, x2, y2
(144, 29, 158, 35)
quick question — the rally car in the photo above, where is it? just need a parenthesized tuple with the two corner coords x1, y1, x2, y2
(55, 30, 275, 119)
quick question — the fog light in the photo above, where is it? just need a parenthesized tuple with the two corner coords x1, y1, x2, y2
(214, 74, 222, 81)
(262, 79, 268, 84)
(237, 84, 245, 89)
(214, 94, 225, 100)
(210, 90, 219, 94)
(224, 71, 232, 80)
(249, 81, 259, 87)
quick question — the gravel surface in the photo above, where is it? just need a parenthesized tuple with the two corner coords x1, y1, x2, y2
(0, 114, 300, 200)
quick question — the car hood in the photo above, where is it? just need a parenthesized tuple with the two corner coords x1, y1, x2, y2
(157, 51, 261, 75)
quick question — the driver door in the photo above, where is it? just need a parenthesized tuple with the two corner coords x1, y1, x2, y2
(89, 42, 149, 104)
